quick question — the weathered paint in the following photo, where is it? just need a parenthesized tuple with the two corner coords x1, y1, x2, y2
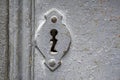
(0, 0, 9, 80)
(0, 0, 120, 80)
(34, 0, 120, 80)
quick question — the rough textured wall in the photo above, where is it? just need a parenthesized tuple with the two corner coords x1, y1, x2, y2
(0, 0, 9, 80)
(34, 0, 120, 80)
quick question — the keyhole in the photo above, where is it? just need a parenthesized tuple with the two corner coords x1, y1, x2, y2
(50, 29, 58, 53)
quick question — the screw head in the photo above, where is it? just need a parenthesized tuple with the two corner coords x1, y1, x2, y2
(48, 59, 56, 67)
(51, 16, 57, 23)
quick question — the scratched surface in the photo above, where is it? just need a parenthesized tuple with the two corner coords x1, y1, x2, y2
(34, 0, 120, 80)
(0, 0, 8, 80)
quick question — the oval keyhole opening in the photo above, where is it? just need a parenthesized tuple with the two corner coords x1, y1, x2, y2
(50, 29, 58, 54)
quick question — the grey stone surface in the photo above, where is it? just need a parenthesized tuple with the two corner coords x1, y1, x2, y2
(0, 0, 9, 80)
(34, 0, 120, 80)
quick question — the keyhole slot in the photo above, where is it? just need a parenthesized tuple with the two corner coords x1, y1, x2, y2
(50, 29, 58, 54)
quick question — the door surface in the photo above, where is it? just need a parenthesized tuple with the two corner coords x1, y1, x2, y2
(34, 0, 120, 80)
(0, 0, 120, 80)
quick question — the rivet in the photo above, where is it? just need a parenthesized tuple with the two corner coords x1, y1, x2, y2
(48, 59, 56, 67)
(51, 16, 57, 23)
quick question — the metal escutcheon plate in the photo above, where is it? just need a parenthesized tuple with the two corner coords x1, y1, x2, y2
(35, 9, 71, 71)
